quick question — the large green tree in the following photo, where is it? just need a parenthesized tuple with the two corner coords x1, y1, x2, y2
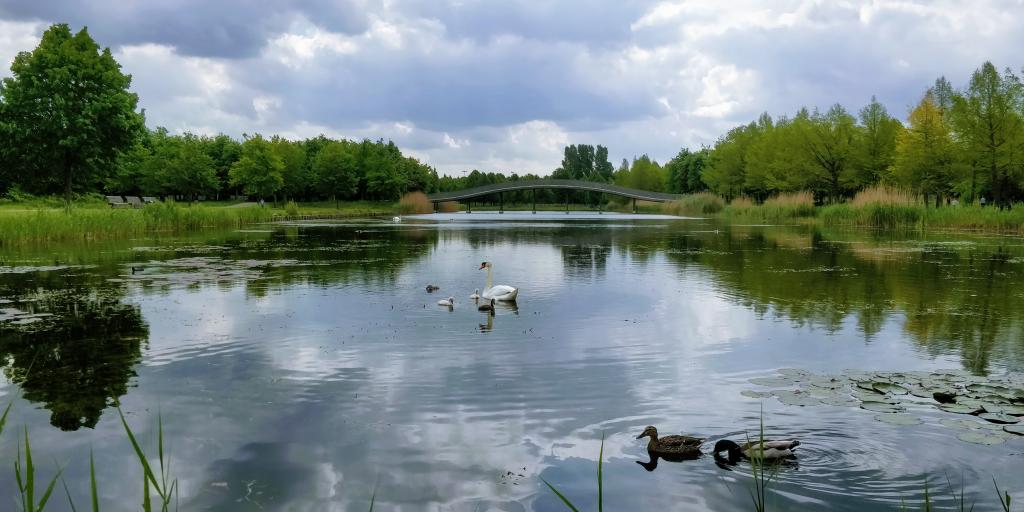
(802, 104, 859, 203)
(892, 92, 955, 204)
(0, 24, 143, 203)
(852, 96, 901, 189)
(313, 140, 360, 203)
(950, 62, 1024, 206)
(229, 134, 284, 201)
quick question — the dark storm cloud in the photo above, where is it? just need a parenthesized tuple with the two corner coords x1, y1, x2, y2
(0, 0, 369, 57)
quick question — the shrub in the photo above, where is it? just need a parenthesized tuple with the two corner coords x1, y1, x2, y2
(285, 200, 299, 216)
(851, 185, 918, 207)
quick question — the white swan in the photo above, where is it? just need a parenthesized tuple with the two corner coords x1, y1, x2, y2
(437, 297, 454, 307)
(469, 289, 480, 299)
(479, 262, 519, 301)
(392, 216, 401, 223)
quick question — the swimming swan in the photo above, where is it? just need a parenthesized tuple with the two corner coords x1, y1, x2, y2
(479, 262, 518, 301)
(437, 297, 454, 307)
(470, 289, 480, 299)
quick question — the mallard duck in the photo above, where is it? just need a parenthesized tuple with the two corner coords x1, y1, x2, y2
(712, 439, 800, 462)
(425, 284, 440, 293)
(478, 298, 495, 313)
(636, 426, 703, 457)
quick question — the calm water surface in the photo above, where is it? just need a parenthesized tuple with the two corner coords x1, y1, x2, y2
(0, 212, 1022, 511)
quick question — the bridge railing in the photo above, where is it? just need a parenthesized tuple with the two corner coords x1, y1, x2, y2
(427, 179, 680, 203)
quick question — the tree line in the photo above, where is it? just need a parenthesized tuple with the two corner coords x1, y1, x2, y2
(0, 24, 442, 204)
(700, 62, 1024, 207)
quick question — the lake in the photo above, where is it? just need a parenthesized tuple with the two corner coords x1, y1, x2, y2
(0, 212, 1022, 511)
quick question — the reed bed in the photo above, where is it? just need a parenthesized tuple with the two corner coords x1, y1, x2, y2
(0, 202, 274, 247)
(730, 196, 756, 209)
(398, 192, 434, 214)
(724, 191, 816, 220)
(662, 192, 725, 216)
(851, 185, 918, 207)
(438, 201, 461, 213)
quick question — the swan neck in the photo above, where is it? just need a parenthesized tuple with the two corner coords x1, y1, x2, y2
(485, 265, 493, 290)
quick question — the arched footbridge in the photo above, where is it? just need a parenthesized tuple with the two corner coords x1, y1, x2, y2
(426, 179, 680, 213)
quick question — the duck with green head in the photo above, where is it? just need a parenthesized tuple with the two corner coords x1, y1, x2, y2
(636, 426, 703, 458)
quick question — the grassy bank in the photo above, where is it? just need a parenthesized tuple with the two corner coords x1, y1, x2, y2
(0, 199, 399, 247)
(663, 187, 1024, 233)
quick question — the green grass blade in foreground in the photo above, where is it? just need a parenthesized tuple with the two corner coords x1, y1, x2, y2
(993, 479, 1011, 512)
(91, 449, 99, 512)
(597, 433, 604, 512)
(116, 407, 166, 501)
(945, 472, 974, 512)
(62, 476, 79, 512)
(540, 478, 581, 512)
(0, 401, 12, 437)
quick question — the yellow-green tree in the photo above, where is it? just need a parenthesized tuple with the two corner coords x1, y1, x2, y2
(891, 93, 954, 205)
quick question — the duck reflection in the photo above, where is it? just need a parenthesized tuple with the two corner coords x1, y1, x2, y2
(635, 450, 702, 472)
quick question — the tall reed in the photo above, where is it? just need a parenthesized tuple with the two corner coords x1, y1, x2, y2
(663, 192, 725, 216)
(397, 192, 434, 214)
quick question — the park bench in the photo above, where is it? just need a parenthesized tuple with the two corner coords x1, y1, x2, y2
(105, 196, 130, 209)
(125, 196, 143, 208)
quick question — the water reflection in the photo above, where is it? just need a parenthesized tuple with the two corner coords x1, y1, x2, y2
(0, 218, 1022, 511)
(0, 290, 146, 430)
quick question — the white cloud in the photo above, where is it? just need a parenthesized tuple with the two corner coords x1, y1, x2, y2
(3, 1, 1024, 175)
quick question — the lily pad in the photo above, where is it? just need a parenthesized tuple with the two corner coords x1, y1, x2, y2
(873, 382, 909, 395)
(740, 390, 773, 399)
(978, 413, 1019, 424)
(820, 395, 860, 407)
(861, 402, 904, 413)
(749, 377, 795, 388)
(1000, 405, 1024, 416)
(874, 413, 922, 426)
(939, 404, 981, 415)
(775, 391, 820, 407)
(956, 431, 1006, 445)
(856, 381, 881, 392)
(908, 386, 935, 399)
(777, 368, 809, 378)
(940, 418, 985, 431)
(1004, 425, 1024, 436)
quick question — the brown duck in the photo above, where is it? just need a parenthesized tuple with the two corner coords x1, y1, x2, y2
(636, 426, 703, 458)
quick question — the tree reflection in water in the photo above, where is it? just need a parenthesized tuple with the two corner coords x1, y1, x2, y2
(0, 290, 147, 431)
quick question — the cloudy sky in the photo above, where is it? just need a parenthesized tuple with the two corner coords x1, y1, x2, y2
(1, 1, 1022, 176)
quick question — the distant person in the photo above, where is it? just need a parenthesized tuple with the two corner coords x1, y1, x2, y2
(259, 198, 265, 208)
(980, 196, 987, 207)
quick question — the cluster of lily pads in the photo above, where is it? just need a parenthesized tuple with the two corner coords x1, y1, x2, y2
(111, 257, 304, 287)
(744, 368, 1024, 445)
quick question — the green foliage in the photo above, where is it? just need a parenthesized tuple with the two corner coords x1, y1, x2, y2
(314, 140, 361, 201)
(230, 134, 284, 199)
(615, 154, 665, 192)
(891, 92, 955, 203)
(0, 24, 143, 203)
(541, 433, 604, 512)
(665, 147, 710, 193)
(702, 61, 1024, 207)
(273, 136, 308, 200)
(284, 200, 299, 216)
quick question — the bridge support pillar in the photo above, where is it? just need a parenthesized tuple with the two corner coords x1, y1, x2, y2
(532, 189, 536, 214)
(565, 195, 569, 214)
(467, 200, 471, 213)
(432, 201, 438, 213)
(632, 198, 637, 214)
(499, 192, 504, 214)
